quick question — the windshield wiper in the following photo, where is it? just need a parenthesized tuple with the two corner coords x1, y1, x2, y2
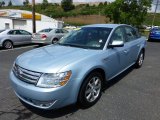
(57, 43, 88, 49)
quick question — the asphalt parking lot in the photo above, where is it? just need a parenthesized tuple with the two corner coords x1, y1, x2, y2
(0, 42, 160, 120)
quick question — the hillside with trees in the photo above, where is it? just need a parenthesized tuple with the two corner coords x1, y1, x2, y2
(0, 0, 159, 26)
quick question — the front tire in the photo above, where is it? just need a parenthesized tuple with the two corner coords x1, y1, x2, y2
(78, 72, 103, 108)
(135, 50, 144, 68)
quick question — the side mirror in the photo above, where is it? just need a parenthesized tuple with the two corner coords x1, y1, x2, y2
(109, 41, 124, 48)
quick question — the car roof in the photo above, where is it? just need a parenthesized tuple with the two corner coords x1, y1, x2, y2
(151, 27, 160, 30)
(82, 24, 126, 29)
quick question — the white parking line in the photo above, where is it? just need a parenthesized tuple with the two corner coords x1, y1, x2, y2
(0, 45, 37, 53)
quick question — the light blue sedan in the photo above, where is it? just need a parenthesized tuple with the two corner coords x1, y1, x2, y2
(10, 24, 147, 110)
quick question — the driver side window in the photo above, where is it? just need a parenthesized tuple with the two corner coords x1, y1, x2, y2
(110, 27, 125, 44)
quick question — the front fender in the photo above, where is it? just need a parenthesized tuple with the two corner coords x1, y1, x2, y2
(58, 59, 107, 104)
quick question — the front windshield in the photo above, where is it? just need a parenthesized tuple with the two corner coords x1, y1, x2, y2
(152, 27, 160, 31)
(58, 27, 112, 50)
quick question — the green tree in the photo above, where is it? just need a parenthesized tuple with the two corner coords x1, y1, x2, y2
(61, 0, 75, 12)
(105, 0, 152, 26)
(23, 0, 29, 6)
(8, 0, 12, 6)
(2, 1, 5, 6)
(98, 2, 104, 7)
(0, 1, 5, 7)
(104, 1, 108, 5)
(42, 0, 48, 6)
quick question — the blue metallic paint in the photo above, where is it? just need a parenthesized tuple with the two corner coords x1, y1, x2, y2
(10, 24, 147, 110)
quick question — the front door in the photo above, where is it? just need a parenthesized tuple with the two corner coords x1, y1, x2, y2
(7, 30, 20, 44)
(105, 27, 131, 79)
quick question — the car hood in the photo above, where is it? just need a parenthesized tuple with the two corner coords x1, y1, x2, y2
(16, 45, 98, 73)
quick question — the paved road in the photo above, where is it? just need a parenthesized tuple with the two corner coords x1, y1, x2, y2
(0, 42, 160, 120)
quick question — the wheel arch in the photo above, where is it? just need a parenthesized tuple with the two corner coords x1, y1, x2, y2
(76, 67, 106, 101)
(2, 39, 14, 46)
(51, 37, 59, 44)
(141, 48, 145, 57)
(137, 47, 145, 59)
(52, 37, 58, 41)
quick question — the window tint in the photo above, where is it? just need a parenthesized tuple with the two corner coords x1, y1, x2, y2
(55, 29, 61, 33)
(38, 29, 52, 33)
(19, 30, 31, 35)
(8, 30, 15, 35)
(8, 30, 20, 35)
(61, 29, 68, 33)
(110, 27, 125, 43)
(58, 27, 112, 50)
(125, 27, 138, 42)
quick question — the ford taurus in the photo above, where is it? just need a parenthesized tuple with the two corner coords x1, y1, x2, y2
(10, 24, 147, 110)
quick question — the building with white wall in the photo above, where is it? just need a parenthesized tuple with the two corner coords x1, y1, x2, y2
(0, 9, 63, 33)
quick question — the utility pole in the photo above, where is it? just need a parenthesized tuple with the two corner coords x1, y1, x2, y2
(32, 0, 36, 33)
(151, 0, 159, 28)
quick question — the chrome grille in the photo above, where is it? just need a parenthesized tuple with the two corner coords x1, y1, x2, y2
(12, 64, 42, 84)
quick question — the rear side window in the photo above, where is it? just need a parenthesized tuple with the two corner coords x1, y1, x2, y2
(125, 26, 139, 42)
(19, 30, 31, 35)
(38, 29, 52, 33)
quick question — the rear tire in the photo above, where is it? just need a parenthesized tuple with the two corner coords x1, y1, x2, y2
(78, 72, 103, 108)
(3, 40, 13, 49)
(135, 50, 144, 68)
(52, 38, 58, 44)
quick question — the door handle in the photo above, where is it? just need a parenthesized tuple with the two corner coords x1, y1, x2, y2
(124, 50, 128, 53)
(137, 44, 140, 47)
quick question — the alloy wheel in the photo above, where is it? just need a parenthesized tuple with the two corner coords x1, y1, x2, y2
(85, 76, 101, 103)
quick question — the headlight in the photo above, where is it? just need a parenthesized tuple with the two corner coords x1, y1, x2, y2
(37, 71, 72, 88)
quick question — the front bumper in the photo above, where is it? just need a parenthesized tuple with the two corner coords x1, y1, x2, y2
(149, 35, 160, 40)
(10, 71, 76, 110)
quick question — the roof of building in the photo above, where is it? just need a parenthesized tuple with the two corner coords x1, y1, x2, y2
(0, 9, 58, 22)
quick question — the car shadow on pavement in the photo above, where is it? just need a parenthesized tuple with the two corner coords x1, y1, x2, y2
(147, 40, 160, 43)
(102, 66, 135, 91)
(0, 44, 35, 50)
(21, 101, 79, 119)
(21, 66, 135, 119)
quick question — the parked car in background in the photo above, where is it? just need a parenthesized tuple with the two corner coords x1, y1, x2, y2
(148, 27, 160, 41)
(31, 28, 69, 45)
(10, 24, 146, 110)
(0, 29, 32, 49)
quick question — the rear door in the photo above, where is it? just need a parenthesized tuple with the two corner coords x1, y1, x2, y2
(19, 30, 32, 43)
(55, 29, 64, 39)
